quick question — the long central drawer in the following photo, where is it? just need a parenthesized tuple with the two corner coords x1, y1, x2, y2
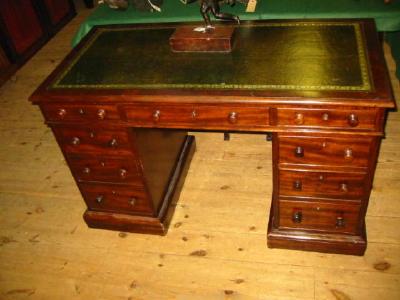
(121, 104, 270, 130)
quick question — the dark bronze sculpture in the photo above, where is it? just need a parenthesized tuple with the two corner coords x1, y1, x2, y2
(184, 0, 240, 30)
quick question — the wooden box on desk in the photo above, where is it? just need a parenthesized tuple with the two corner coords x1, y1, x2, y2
(169, 26, 235, 52)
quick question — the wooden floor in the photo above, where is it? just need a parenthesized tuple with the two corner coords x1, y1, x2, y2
(1, 4, 400, 300)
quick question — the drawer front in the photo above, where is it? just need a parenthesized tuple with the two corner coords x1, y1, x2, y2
(278, 135, 374, 168)
(279, 199, 360, 234)
(79, 183, 153, 216)
(41, 104, 120, 123)
(279, 170, 367, 200)
(67, 155, 140, 184)
(122, 104, 270, 129)
(53, 127, 132, 155)
(276, 108, 377, 130)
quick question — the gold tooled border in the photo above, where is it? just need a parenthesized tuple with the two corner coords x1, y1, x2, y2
(50, 22, 372, 92)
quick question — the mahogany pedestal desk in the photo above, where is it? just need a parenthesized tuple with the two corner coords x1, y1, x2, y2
(30, 20, 395, 255)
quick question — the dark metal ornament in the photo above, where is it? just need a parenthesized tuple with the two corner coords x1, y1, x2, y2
(185, 0, 240, 30)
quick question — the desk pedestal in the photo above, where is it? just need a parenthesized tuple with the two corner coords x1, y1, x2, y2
(83, 135, 196, 235)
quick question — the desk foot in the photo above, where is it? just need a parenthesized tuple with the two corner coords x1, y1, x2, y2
(83, 135, 196, 235)
(267, 214, 367, 255)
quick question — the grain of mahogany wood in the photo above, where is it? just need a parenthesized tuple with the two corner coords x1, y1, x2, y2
(0, 7, 400, 300)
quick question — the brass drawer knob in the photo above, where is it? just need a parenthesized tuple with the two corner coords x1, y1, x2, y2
(83, 167, 91, 174)
(347, 113, 359, 127)
(340, 183, 348, 192)
(119, 168, 127, 179)
(58, 108, 66, 118)
(322, 113, 329, 121)
(293, 180, 302, 190)
(152, 110, 161, 122)
(294, 146, 304, 157)
(129, 197, 137, 206)
(97, 109, 106, 120)
(336, 216, 345, 228)
(294, 113, 304, 125)
(292, 211, 302, 223)
(344, 148, 353, 160)
(96, 195, 104, 204)
(228, 112, 238, 124)
(71, 137, 80, 145)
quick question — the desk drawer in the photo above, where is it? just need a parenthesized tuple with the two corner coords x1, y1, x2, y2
(279, 170, 367, 200)
(276, 108, 378, 130)
(41, 104, 120, 123)
(122, 104, 270, 129)
(67, 155, 141, 184)
(278, 135, 374, 168)
(53, 127, 132, 155)
(79, 183, 153, 216)
(278, 199, 360, 234)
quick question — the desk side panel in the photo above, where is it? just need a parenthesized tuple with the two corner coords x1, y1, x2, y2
(132, 128, 188, 213)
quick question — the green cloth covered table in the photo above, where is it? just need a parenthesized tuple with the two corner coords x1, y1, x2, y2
(72, 0, 400, 79)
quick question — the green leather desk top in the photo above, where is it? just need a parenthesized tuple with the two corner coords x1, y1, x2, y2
(52, 21, 371, 92)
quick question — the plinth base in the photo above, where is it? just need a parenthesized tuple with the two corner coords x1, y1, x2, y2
(169, 26, 235, 52)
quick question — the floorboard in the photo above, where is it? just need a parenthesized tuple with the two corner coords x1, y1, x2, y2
(0, 3, 399, 299)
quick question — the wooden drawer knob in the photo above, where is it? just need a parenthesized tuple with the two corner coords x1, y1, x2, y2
(344, 148, 353, 160)
(336, 216, 345, 228)
(83, 167, 91, 174)
(119, 168, 127, 179)
(129, 197, 137, 206)
(292, 211, 302, 223)
(294, 146, 304, 157)
(228, 112, 238, 124)
(71, 137, 80, 145)
(152, 110, 161, 122)
(347, 113, 359, 127)
(97, 109, 106, 120)
(322, 113, 329, 121)
(96, 195, 104, 204)
(109, 138, 118, 148)
(294, 113, 304, 125)
(340, 183, 348, 192)
(293, 180, 302, 190)
(58, 108, 66, 118)
(78, 108, 85, 115)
